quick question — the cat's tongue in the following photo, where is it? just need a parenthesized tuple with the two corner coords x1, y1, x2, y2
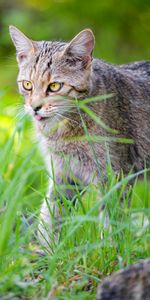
(35, 114, 43, 121)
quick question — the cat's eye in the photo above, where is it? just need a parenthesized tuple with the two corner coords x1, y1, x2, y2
(22, 80, 32, 91)
(47, 82, 63, 93)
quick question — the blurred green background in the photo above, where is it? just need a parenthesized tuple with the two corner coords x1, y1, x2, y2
(0, 0, 150, 86)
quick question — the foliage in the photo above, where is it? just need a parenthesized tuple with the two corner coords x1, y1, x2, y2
(0, 0, 150, 86)
(0, 94, 150, 298)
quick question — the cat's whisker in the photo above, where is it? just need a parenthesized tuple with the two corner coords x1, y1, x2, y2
(15, 109, 25, 117)
(15, 108, 26, 121)
(58, 103, 77, 109)
(12, 104, 24, 114)
(15, 108, 24, 116)
(15, 106, 25, 114)
(14, 107, 23, 112)
(15, 114, 25, 121)
(15, 104, 24, 109)
(28, 125, 39, 144)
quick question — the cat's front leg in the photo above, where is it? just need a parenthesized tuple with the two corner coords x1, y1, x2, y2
(37, 179, 79, 251)
(37, 181, 61, 251)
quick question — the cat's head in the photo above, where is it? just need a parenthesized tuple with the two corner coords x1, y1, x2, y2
(9, 26, 95, 131)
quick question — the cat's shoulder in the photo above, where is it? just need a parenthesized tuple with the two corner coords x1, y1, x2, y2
(92, 58, 150, 80)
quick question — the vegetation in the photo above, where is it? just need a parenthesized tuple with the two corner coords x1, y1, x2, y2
(0, 0, 149, 299)
(0, 94, 149, 299)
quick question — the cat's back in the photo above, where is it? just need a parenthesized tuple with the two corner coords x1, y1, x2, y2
(116, 60, 150, 169)
(96, 259, 150, 300)
(92, 58, 150, 171)
(118, 60, 150, 79)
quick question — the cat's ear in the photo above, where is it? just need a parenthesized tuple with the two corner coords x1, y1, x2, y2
(9, 25, 37, 63)
(64, 29, 95, 67)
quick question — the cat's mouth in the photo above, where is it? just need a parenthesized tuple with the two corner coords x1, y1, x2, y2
(34, 114, 50, 121)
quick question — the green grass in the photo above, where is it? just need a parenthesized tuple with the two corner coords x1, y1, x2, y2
(0, 90, 150, 299)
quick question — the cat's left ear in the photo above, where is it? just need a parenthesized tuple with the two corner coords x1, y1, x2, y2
(64, 29, 95, 67)
(9, 25, 38, 64)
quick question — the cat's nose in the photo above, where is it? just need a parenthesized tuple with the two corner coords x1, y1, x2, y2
(33, 105, 42, 113)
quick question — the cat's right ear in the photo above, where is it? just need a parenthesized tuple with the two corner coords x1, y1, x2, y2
(9, 26, 37, 63)
(63, 29, 95, 68)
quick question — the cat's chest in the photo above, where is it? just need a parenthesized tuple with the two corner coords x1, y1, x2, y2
(37, 134, 54, 168)
(37, 132, 65, 175)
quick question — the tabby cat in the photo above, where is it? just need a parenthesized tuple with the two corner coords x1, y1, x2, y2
(9, 26, 150, 247)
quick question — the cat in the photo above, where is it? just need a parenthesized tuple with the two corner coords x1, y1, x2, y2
(9, 26, 150, 247)
(96, 259, 150, 300)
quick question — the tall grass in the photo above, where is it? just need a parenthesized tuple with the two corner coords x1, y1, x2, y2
(0, 94, 149, 299)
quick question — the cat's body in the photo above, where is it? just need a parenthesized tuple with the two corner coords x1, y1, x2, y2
(96, 259, 150, 300)
(37, 58, 150, 187)
(9, 27, 150, 246)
